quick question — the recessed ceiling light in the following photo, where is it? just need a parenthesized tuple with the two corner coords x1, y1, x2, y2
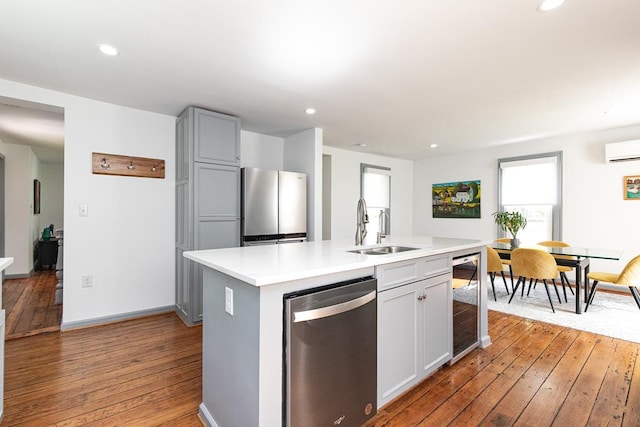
(430, 144, 438, 148)
(98, 44, 119, 56)
(305, 108, 316, 115)
(358, 143, 367, 147)
(537, 0, 565, 12)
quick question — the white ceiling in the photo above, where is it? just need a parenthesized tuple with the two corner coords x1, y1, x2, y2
(1, 0, 639, 162)
(0, 98, 64, 163)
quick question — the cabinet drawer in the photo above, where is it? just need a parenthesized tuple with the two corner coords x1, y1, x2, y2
(376, 255, 452, 292)
(376, 259, 420, 292)
(419, 255, 451, 279)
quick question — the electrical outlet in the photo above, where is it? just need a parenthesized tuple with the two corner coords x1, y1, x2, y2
(225, 287, 234, 315)
(79, 205, 89, 217)
(82, 275, 93, 288)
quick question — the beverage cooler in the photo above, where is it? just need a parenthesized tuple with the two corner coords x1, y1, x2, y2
(451, 253, 480, 363)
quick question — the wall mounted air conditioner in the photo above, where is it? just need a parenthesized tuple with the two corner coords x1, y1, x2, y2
(605, 140, 640, 163)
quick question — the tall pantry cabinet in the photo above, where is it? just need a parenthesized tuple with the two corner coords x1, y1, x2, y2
(175, 107, 241, 325)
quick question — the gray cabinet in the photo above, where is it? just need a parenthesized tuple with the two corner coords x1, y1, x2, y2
(175, 107, 241, 325)
(376, 256, 452, 406)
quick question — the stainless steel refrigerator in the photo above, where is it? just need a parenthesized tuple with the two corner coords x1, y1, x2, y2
(241, 167, 307, 245)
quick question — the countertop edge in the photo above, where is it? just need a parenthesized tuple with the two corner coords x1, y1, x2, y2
(184, 239, 490, 287)
(0, 257, 14, 273)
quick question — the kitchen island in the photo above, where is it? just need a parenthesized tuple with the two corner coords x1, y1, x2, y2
(184, 237, 490, 427)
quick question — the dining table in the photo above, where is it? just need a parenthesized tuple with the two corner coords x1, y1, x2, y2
(490, 242, 623, 314)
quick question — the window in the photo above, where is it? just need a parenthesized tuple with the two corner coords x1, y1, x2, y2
(498, 152, 563, 242)
(361, 164, 391, 237)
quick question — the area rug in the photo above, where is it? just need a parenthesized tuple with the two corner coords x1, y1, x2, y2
(454, 278, 640, 343)
(485, 283, 640, 343)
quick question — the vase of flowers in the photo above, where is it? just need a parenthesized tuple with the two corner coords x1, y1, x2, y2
(492, 211, 527, 247)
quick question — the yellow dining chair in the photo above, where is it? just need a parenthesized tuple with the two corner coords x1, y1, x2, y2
(494, 238, 514, 290)
(487, 246, 510, 301)
(585, 255, 640, 312)
(537, 241, 575, 302)
(508, 248, 561, 313)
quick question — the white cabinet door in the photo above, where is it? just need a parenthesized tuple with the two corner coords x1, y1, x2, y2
(420, 275, 453, 377)
(378, 272, 453, 407)
(378, 282, 421, 406)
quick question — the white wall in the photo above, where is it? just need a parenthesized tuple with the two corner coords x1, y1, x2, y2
(284, 128, 323, 241)
(2, 143, 39, 275)
(240, 130, 283, 170)
(322, 154, 331, 240)
(0, 78, 176, 326)
(322, 146, 414, 244)
(413, 124, 640, 273)
(39, 163, 64, 232)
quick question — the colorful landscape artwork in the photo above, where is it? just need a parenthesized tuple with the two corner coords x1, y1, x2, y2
(624, 175, 640, 200)
(432, 180, 481, 218)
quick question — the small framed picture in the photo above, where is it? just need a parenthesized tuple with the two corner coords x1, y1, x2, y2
(34, 179, 41, 214)
(624, 175, 640, 200)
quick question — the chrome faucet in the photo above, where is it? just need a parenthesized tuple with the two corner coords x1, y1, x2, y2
(377, 209, 389, 244)
(355, 198, 369, 245)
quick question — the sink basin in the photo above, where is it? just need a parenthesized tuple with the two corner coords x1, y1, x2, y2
(348, 245, 419, 255)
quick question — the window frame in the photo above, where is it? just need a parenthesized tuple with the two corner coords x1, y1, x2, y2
(360, 163, 391, 235)
(497, 151, 563, 241)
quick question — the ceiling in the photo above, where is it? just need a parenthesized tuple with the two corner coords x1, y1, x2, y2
(1, 0, 639, 162)
(0, 98, 64, 163)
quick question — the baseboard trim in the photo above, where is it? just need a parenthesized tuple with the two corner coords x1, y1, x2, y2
(60, 306, 175, 331)
(4, 271, 33, 279)
(199, 403, 218, 427)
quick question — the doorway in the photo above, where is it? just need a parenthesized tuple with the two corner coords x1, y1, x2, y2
(0, 97, 64, 337)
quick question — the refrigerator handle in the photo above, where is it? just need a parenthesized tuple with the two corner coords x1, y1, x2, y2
(293, 290, 376, 322)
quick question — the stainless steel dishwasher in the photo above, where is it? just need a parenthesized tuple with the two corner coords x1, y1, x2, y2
(284, 276, 377, 427)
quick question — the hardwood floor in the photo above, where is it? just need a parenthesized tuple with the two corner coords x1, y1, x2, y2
(3, 313, 203, 426)
(368, 311, 640, 427)
(1, 284, 638, 426)
(3, 270, 62, 339)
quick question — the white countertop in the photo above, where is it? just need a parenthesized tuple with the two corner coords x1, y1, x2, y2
(184, 236, 488, 286)
(0, 257, 13, 273)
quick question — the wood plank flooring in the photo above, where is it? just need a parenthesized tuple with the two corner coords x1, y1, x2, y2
(3, 312, 203, 426)
(367, 311, 640, 426)
(1, 288, 638, 425)
(3, 270, 61, 339)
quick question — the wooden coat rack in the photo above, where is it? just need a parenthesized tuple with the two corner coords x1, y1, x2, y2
(92, 152, 165, 179)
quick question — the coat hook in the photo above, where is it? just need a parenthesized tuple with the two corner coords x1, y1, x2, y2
(101, 158, 110, 169)
(127, 161, 135, 170)
(151, 164, 157, 172)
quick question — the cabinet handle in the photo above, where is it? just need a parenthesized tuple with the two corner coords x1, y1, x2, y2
(293, 290, 376, 322)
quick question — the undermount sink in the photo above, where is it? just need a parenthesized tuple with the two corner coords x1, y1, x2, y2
(348, 245, 419, 255)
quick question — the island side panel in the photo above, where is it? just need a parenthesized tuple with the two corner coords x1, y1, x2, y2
(478, 246, 491, 348)
(201, 268, 260, 427)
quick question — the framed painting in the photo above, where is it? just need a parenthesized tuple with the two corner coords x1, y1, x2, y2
(34, 179, 41, 214)
(432, 180, 481, 218)
(624, 175, 640, 200)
